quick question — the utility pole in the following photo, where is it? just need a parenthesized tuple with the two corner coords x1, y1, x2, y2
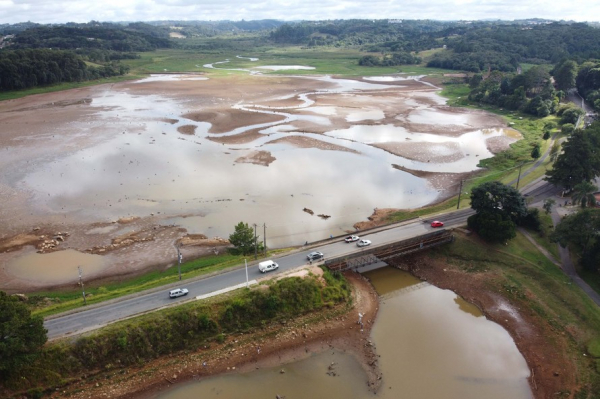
(177, 245, 182, 281)
(78, 266, 87, 305)
(253, 223, 258, 260)
(263, 223, 267, 256)
(456, 179, 464, 209)
(516, 162, 524, 190)
(245, 259, 249, 288)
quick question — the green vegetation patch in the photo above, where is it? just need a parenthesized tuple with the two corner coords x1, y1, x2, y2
(6, 269, 350, 393)
(589, 337, 600, 358)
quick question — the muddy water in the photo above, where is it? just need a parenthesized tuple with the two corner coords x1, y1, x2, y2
(153, 267, 532, 399)
(153, 351, 371, 399)
(6, 73, 519, 250)
(6, 249, 107, 283)
(367, 267, 532, 399)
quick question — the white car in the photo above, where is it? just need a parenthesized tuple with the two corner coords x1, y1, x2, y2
(357, 239, 371, 247)
(169, 288, 189, 298)
(344, 235, 360, 243)
(258, 260, 279, 273)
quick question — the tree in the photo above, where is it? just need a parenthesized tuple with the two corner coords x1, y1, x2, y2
(551, 209, 600, 271)
(531, 143, 541, 159)
(470, 181, 528, 223)
(543, 198, 555, 214)
(571, 181, 599, 208)
(228, 222, 262, 256)
(468, 181, 527, 243)
(467, 210, 516, 243)
(543, 121, 556, 132)
(561, 123, 575, 135)
(553, 59, 578, 91)
(560, 107, 585, 125)
(520, 207, 542, 232)
(545, 127, 600, 189)
(0, 291, 47, 379)
(542, 131, 550, 140)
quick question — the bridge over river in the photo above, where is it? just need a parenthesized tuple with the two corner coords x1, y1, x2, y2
(324, 229, 454, 273)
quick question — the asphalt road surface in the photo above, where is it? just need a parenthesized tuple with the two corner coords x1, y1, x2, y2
(44, 212, 471, 339)
(45, 173, 565, 340)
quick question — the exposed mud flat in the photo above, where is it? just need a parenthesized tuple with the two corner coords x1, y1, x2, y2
(0, 72, 519, 291)
(235, 150, 277, 166)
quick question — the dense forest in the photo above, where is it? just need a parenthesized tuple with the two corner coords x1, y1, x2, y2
(427, 23, 600, 72)
(10, 22, 171, 52)
(468, 66, 562, 117)
(269, 19, 446, 50)
(0, 22, 172, 91)
(268, 20, 600, 75)
(0, 49, 129, 90)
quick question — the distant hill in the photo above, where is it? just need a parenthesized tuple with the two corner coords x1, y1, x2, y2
(8, 22, 171, 52)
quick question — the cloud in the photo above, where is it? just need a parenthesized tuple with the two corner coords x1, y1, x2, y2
(1, 0, 599, 24)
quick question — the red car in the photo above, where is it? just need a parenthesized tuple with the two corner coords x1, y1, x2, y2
(431, 221, 444, 228)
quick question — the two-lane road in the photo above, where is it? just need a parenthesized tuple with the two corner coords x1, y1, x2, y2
(45, 213, 469, 339)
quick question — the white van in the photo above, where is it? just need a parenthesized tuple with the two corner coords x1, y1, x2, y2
(169, 288, 188, 298)
(258, 260, 279, 273)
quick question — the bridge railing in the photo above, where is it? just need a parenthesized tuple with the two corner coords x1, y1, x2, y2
(325, 229, 454, 272)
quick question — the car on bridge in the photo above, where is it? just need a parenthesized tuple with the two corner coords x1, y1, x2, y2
(357, 239, 371, 247)
(307, 251, 324, 261)
(431, 221, 444, 228)
(169, 288, 189, 298)
(344, 235, 360, 243)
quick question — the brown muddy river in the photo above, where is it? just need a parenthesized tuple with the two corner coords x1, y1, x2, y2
(153, 267, 532, 399)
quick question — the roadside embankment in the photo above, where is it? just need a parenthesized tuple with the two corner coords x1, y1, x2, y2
(1, 269, 381, 399)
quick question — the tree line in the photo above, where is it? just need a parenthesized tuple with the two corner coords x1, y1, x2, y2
(0, 49, 129, 90)
(10, 23, 171, 52)
(269, 19, 445, 51)
(0, 22, 174, 91)
(427, 22, 600, 73)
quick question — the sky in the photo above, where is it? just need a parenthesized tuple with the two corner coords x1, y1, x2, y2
(1, 0, 600, 25)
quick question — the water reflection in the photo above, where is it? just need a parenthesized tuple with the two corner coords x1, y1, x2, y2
(153, 267, 531, 399)
(154, 351, 370, 399)
(14, 73, 518, 247)
(366, 267, 532, 399)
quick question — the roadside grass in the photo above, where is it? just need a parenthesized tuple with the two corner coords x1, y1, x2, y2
(7, 269, 351, 394)
(431, 232, 600, 395)
(527, 211, 561, 261)
(30, 251, 286, 318)
(580, 269, 600, 298)
(383, 195, 467, 223)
